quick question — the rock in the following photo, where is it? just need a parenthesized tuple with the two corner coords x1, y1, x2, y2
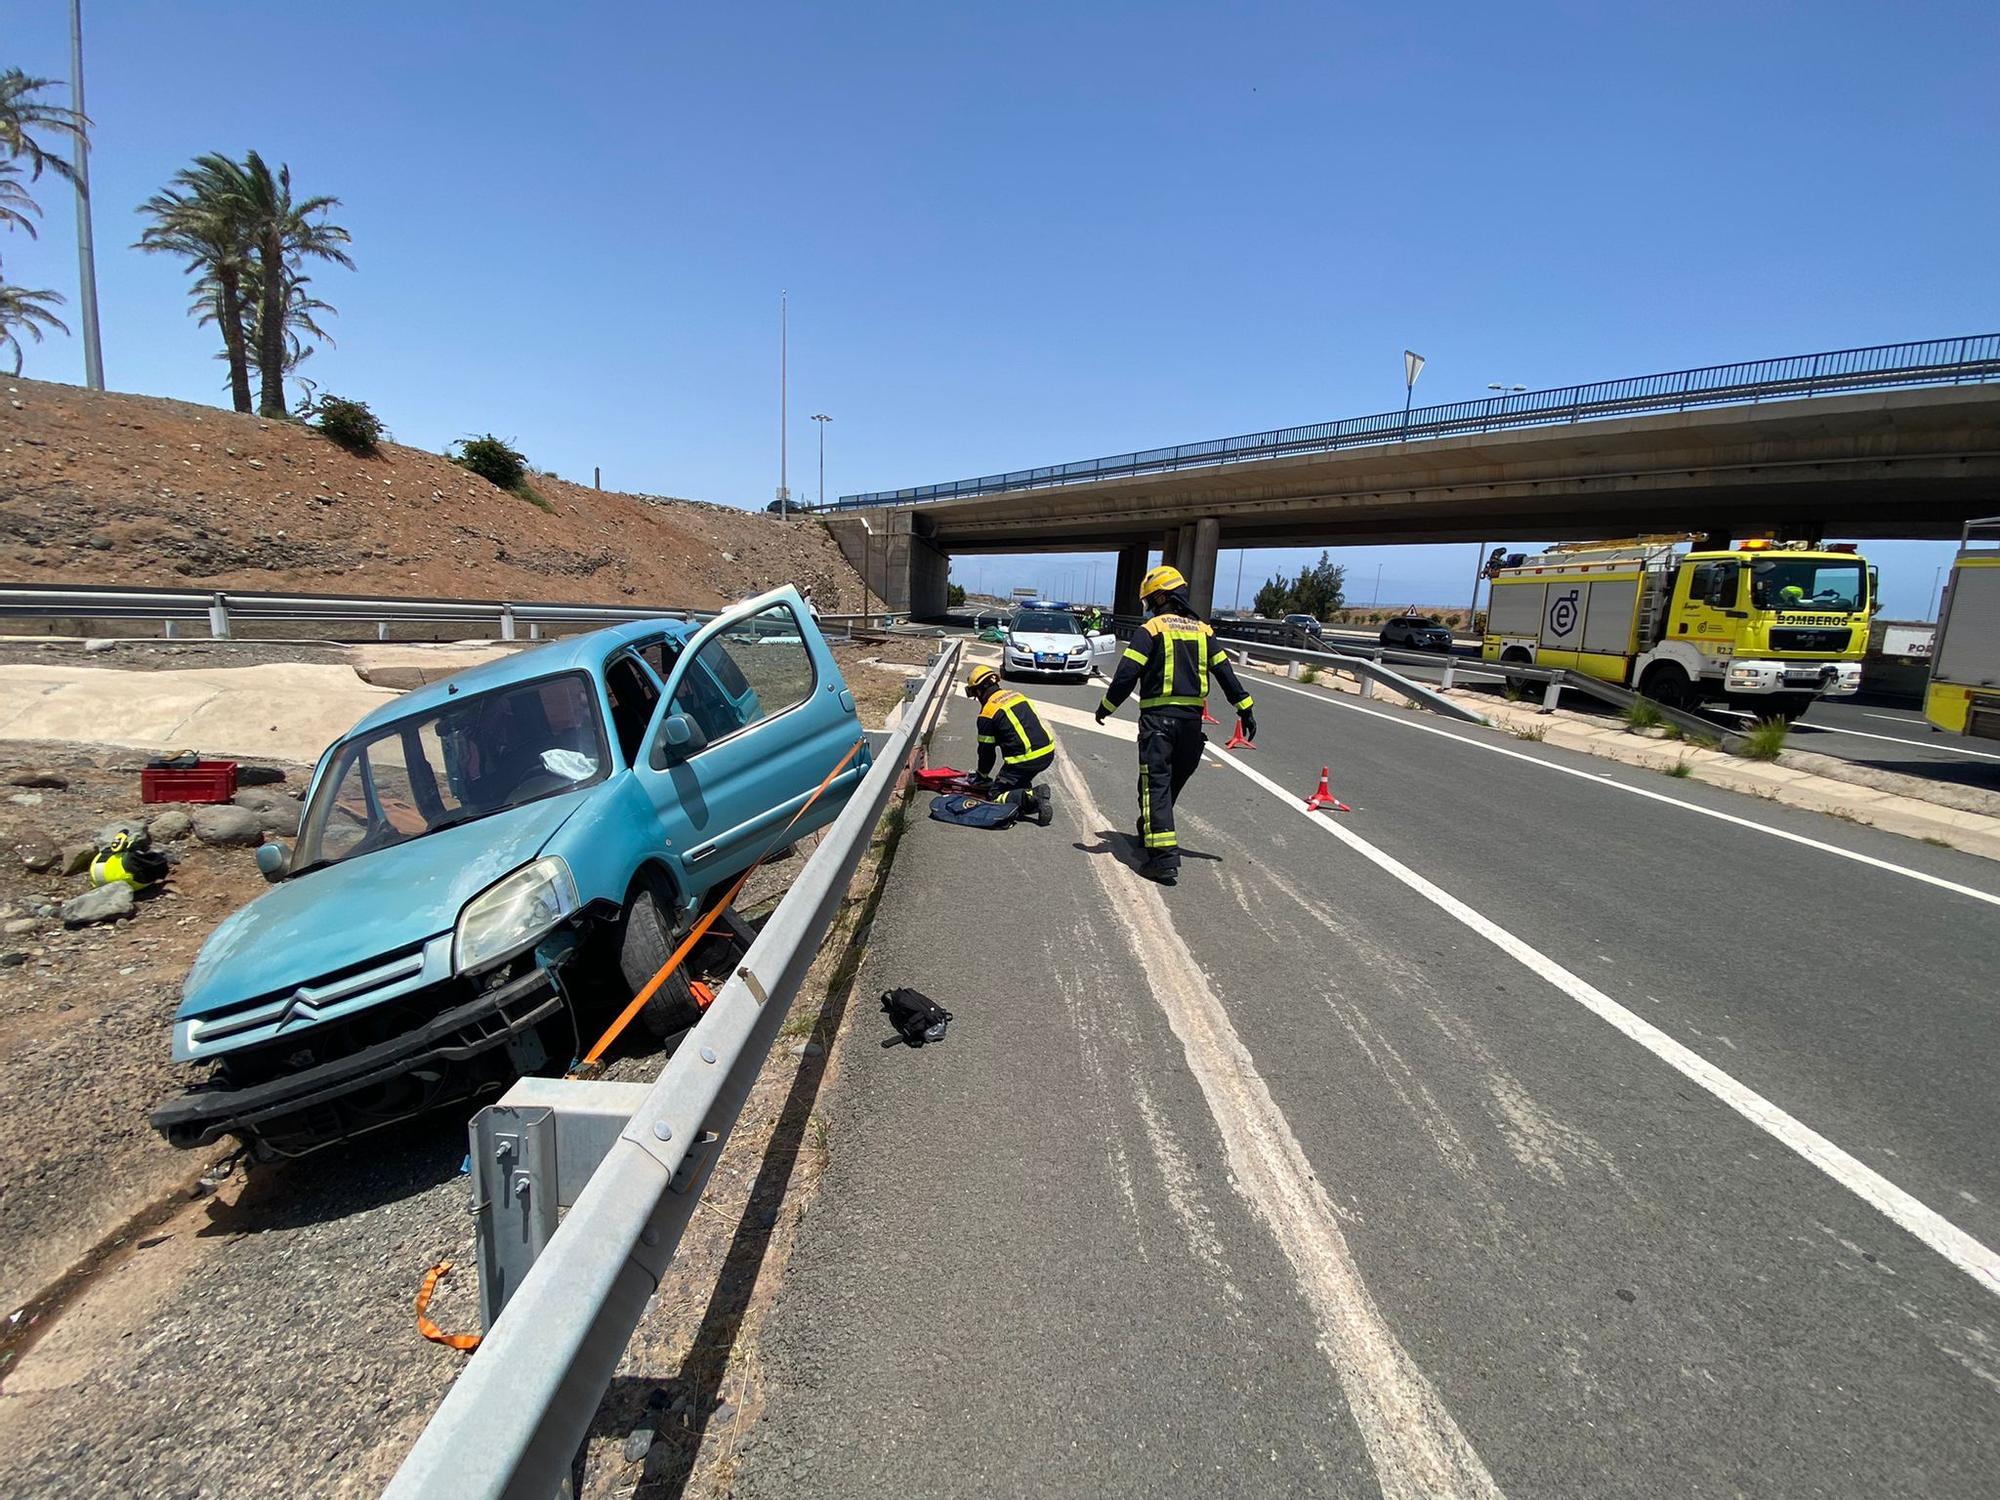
(3, 917, 38, 935)
(83, 637, 117, 654)
(0, 950, 26, 967)
(15, 833, 60, 872)
(8, 792, 43, 807)
(146, 809, 193, 842)
(191, 804, 267, 846)
(60, 844, 96, 877)
(61, 883, 134, 927)
(231, 787, 302, 833)
(235, 764, 288, 788)
(7, 769, 69, 789)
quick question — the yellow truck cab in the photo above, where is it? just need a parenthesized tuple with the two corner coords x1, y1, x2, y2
(1924, 517, 2000, 742)
(1482, 537, 1872, 719)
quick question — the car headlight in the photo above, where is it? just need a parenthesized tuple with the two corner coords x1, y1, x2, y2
(455, 856, 578, 974)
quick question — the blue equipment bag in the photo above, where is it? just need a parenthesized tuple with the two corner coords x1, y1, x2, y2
(927, 792, 1021, 830)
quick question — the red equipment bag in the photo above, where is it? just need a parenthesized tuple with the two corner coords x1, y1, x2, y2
(913, 766, 982, 793)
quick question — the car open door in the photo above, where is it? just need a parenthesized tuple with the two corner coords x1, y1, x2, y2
(637, 586, 869, 892)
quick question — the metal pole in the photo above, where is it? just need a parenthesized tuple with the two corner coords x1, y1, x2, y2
(778, 291, 788, 519)
(812, 413, 830, 508)
(1467, 541, 1486, 633)
(1234, 548, 1245, 611)
(69, 0, 104, 391)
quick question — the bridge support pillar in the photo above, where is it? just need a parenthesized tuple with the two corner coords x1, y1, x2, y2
(1187, 517, 1221, 617)
(1175, 526, 1197, 583)
(1114, 545, 1146, 618)
(824, 509, 950, 619)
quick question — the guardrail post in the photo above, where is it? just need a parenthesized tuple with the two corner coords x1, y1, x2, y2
(1440, 657, 1455, 690)
(207, 593, 231, 640)
(377, 620, 390, 642)
(1540, 677, 1562, 714)
(1287, 660, 1301, 680)
(1358, 668, 1374, 700)
(163, 619, 178, 640)
(500, 605, 517, 643)
(469, 1105, 560, 1331)
(529, 622, 543, 641)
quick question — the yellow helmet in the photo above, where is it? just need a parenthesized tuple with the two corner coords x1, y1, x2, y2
(964, 663, 1000, 697)
(1140, 564, 1186, 599)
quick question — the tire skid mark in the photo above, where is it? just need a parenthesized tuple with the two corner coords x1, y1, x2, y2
(1048, 927, 1149, 1264)
(1057, 757, 1504, 1500)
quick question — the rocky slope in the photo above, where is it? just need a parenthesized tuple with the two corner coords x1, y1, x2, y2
(0, 379, 866, 610)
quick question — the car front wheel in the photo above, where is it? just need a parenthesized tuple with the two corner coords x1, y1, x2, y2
(618, 873, 700, 1040)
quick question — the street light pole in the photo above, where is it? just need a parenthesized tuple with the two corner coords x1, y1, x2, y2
(777, 291, 789, 519)
(1401, 350, 1425, 441)
(812, 413, 830, 507)
(69, 0, 104, 391)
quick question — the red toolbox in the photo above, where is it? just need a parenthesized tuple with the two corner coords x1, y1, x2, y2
(141, 758, 239, 805)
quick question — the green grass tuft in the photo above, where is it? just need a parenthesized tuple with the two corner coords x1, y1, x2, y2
(1622, 700, 1664, 731)
(1740, 717, 1790, 761)
(1664, 759, 1693, 778)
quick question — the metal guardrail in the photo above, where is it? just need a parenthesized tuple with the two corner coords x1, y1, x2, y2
(0, 583, 896, 642)
(823, 334, 2000, 507)
(384, 641, 961, 1500)
(1212, 620, 1750, 748)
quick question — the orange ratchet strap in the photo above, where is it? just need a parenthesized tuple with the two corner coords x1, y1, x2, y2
(415, 1260, 481, 1351)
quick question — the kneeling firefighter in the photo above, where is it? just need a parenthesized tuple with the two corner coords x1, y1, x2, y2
(1095, 565, 1255, 884)
(965, 665, 1055, 827)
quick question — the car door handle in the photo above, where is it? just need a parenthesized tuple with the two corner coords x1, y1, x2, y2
(688, 843, 717, 863)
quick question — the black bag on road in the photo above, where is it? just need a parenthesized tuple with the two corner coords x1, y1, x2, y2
(881, 987, 952, 1046)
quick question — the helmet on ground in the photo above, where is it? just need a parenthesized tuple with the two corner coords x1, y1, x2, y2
(964, 663, 1000, 697)
(1140, 564, 1186, 600)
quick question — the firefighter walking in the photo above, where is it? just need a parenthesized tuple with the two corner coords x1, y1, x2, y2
(1095, 565, 1255, 883)
(965, 665, 1056, 826)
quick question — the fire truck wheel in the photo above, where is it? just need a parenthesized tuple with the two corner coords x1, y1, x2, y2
(1640, 663, 1697, 711)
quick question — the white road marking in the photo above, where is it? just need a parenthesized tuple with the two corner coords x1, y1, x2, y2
(1203, 742, 2000, 1301)
(1254, 676, 2000, 911)
(1055, 756, 1505, 1500)
(1795, 722, 2000, 762)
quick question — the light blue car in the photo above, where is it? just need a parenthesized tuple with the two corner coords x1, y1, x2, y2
(151, 587, 869, 1158)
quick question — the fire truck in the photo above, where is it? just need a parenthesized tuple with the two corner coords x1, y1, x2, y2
(1924, 517, 2000, 742)
(1480, 537, 1874, 719)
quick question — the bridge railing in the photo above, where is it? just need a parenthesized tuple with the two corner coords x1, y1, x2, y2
(819, 333, 2000, 508)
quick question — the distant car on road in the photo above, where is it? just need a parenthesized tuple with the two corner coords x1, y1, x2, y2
(1283, 613, 1325, 640)
(1380, 614, 1454, 651)
(151, 587, 869, 1160)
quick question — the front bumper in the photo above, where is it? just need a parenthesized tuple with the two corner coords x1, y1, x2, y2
(150, 964, 563, 1156)
(1724, 659, 1862, 696)
(1006, 651, 1092, 676)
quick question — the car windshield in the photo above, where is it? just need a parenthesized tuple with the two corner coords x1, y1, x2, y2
(293, 672, 610, 872)
(1749, 559, 1866, 613)
(1013, 611, 1081, 634)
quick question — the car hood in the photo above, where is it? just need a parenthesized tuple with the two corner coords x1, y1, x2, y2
(178, 791, 589, 1020)
(1008, 632, 1090, 653)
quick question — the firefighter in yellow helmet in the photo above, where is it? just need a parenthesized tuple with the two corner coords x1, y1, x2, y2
(964, 664, 1056, 826)
(1095, 564, 1255, 884)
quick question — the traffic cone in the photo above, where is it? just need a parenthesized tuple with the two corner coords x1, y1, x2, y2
(1201, 704, 1221, 725)
(1224, 721, 1255, 750)
(1303, 767, 1350, 814)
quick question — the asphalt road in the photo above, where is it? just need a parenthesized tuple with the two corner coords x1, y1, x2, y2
(736, 656, 2000, 1498)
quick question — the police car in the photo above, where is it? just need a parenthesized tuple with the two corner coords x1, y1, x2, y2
(1002, 607, 1117, 681)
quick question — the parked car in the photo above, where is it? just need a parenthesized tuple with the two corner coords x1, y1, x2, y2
(1283, 613, 1325, 640)
(151, 587, 869, 1159)
(1002, 607, 1118, 681)
(1380, 614, 1454, 651)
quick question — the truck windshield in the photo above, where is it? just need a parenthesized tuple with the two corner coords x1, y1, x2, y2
(292, 672, 610, 873)
(1749, 559, 1866, 613)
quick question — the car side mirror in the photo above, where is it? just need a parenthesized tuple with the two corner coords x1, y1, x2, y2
(658, 712, 706, 758)
(256, 840, 290, 883)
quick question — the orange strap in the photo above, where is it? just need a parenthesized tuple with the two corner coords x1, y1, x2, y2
(416, 1260, 481, 1351)
(573, 736, 866, 1072)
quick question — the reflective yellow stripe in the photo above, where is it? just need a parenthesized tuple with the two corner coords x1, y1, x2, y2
(1234, 695, 1253, 711)
(1121, 647, 1148, 665)
(1140, 693, 1207, 708)
(1145, 830, 1178, 849)
(998, 703, 1048, 764)
(1004, 743, 1053, 766)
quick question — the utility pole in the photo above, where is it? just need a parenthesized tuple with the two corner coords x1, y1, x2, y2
(812, 413, 830, 506)
(777, 291, 789, 518)
(69, 0, 104, 390)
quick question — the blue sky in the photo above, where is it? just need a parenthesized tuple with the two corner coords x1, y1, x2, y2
(7, 1, 1995, 616)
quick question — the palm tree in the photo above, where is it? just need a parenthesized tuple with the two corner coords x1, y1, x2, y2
(0, 158, 40, 242)
(136, 157, 256, 411)
(232, 152, 352, 417)
(0, 283, 68, 374)
(0, 69, 84, 184)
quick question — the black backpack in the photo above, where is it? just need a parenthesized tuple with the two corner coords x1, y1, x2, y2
(881, 987, 952, 1046)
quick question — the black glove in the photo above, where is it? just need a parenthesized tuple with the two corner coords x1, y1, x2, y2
(1094, 704, 1110, 725)
(1238, 710, 1257, 742)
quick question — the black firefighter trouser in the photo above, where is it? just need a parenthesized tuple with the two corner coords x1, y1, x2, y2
(1137, 708, 1204, 865)
(992, 754, 1051, 807)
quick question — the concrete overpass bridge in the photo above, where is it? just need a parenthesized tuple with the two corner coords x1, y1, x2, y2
(818, 336, 2000, 616)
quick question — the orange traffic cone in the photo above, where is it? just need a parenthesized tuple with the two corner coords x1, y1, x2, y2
(1303, 767, 1350, 814)
(1224, 721, 1255, 750)
(1201, 704, 1221, 725)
